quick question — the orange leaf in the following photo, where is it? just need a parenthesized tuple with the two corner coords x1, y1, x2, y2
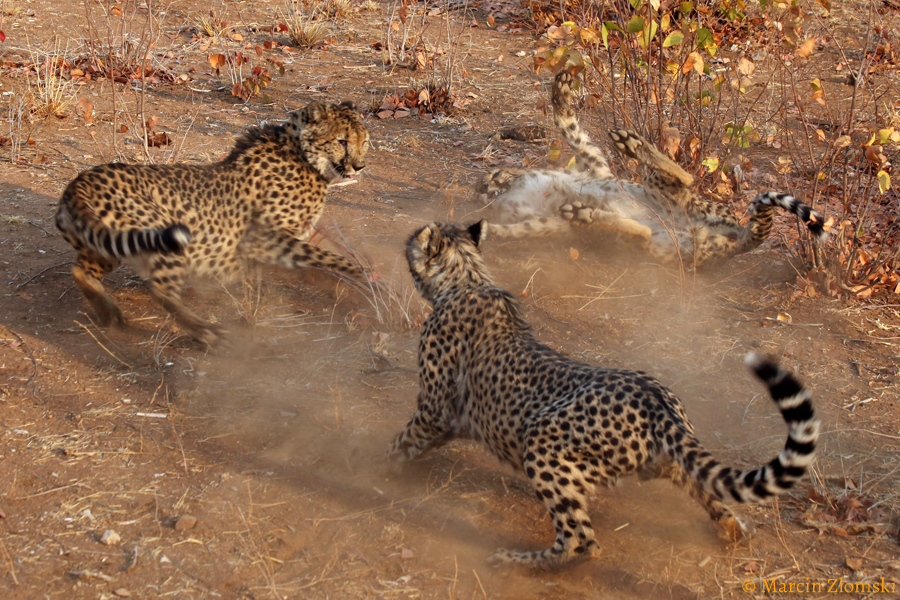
(568, 248, 580, 261)
(77, 98, 93, 125)
(797, 37, 816, 58)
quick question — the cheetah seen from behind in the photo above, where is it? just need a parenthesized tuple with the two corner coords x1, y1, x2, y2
(478, 70, 826, 267)
(388, 220, 820, 570)
(56, 101, 370, 344)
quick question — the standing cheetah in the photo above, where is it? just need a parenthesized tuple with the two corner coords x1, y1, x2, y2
(388, 221, 819, 570)
(56, 101, 370, 344)
(478, 70, 826, 267)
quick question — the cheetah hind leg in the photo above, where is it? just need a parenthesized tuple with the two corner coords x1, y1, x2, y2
(488, 445, 600, 570)
(72, 252, 125, 327)
(147, 256, 225, 346)
(657, 460, 752, 542)
(608, 129, 694, 188)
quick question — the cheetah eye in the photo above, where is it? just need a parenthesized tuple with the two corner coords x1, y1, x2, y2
(338, 139, 348, 146)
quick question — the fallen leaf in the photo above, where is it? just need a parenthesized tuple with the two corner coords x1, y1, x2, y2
(77, 98, 93, 125)
(568, 248, 580, 261)
(845, 557, 863, 571)
(797, 37, 816, 58)
(147, 132, 173, 147)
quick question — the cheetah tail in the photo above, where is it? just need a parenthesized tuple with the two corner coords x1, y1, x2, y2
(59, 214, 193, 261)
(98, 225, 193, 260)
(679, 354, 819, 504)
(752, 192, 828, 241)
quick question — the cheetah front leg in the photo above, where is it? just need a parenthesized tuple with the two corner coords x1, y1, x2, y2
(560, 202, 654, 244)
(72, 252, 125, 327)
(247, 228, 366, 280)
(486, 217, 574, 239)
(488, 436, 600, 570)
(386, 394, 455, 461)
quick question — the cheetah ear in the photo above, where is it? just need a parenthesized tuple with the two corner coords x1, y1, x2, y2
(467, 220, 487, 248)
(339, 100, 357, 111)
(416, 223, 443, 258)
(301, 101, 327, 125)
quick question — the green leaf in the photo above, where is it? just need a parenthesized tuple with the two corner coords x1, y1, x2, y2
(663, 31, 684, 47)
(626, 16, 645, 34)
(696, 28, 713, 50)
(640, 20, 658, 47)
(702, 157, 719, 173)
(601, 22, 609, 48)
(681, 1, 693, 13)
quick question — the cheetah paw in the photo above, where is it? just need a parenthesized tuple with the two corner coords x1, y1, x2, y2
(560, 201, 595, 225)
(609, 129, 643, 159)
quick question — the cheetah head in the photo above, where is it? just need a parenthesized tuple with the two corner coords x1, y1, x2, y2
(406, 220, 492, 303)
(289, 101, 369, 183)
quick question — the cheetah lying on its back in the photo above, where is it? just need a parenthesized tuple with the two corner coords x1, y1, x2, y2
(56, 101, 370, 344)
(478, 70, 826, 268)
(388, 221, 819, 570)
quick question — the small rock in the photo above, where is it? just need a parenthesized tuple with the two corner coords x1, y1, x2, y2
(160, 555, 171, 564)
(400, 548, 414, 560)
(175, 515, 197, 531)
(100, 529, 122, 546)
(113, 589, 131, 597)
(82, 509, 95, 521)
(100, 530, 121, 545)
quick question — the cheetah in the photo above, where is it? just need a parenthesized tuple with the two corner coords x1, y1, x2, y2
(56, 101, 370, 344)
(388, 220, 819, 570)
(477, 70, 826, 268)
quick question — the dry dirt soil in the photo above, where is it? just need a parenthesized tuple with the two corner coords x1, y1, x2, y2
(1, 1, 899, 598)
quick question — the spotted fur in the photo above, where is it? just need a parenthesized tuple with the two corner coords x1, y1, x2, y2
(56, 101, 370, 344)
(478, 70, 826, 267)
(388, 221, 820, 570)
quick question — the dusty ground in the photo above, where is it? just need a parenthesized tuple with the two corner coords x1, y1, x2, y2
(1, 0, 899, 598)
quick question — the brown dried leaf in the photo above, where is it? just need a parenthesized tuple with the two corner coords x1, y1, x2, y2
(77, 98, 93, 125)
(147, 132, 173, 147)
(845, 557, 863, 571)
(797, 38, 816, 58)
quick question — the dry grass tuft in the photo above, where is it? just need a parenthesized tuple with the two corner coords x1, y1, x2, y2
(26, 43, 74, 117)
(281, 0, 330, 49)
